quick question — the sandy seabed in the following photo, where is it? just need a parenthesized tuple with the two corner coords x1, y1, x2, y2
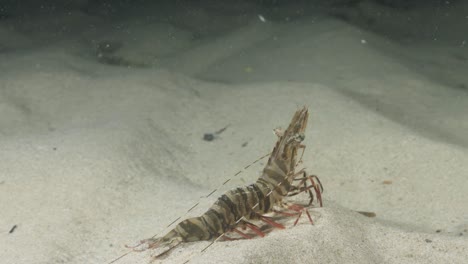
(1, 1, 467, 263)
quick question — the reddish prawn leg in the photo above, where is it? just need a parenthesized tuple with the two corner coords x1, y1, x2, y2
(259, 215, 285, 229)
(275, 170, 323, 226)
(235, 220, 266, 238)
(289, 203, 315, 226)
(223, 220, 267, 240)
(288, 170, 323, 207)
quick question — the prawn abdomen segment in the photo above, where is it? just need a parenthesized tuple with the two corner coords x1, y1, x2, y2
(169, 217, 219, 242)
(212, 186, 265, 223)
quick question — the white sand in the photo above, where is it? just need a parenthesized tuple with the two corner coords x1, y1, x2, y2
(1, 1, 467, 264)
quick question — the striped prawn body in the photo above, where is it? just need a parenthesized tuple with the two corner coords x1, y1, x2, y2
(162, 183, 278, 243)
(123, 107, 315, 260)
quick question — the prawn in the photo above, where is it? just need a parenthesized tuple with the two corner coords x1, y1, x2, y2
(109, 107, 323, 263)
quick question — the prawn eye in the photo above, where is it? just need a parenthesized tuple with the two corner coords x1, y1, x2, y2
(292, 133, 305, 143)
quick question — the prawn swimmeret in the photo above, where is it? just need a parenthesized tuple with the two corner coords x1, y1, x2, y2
(110, 107, 323, 263)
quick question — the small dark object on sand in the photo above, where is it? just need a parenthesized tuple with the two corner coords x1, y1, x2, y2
(203, 125, 230, 142)
(9, 225, 17, 234)
(203, 133, 215, 141)
(357, 211, 376, 217)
